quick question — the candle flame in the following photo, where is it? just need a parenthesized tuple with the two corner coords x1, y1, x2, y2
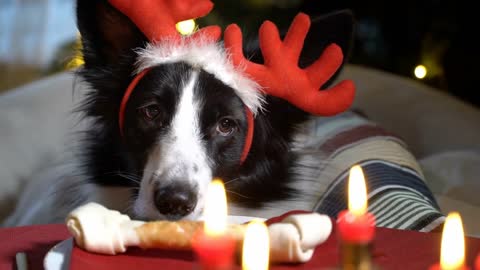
(348, 165, 368, 216)
(440, 212, 465, 270)
(242, 220, 270, 270)
(204, 179, 228, 236)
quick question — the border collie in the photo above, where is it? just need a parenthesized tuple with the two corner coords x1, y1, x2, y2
(3, 0, 355, 226)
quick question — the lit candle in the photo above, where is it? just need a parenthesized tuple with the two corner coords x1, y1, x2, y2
(430, 212, 468, 270)
(337, 165, 375, 243)
(337, 165, 376, 269)
(192, 179, 236, 270)
(242, 220, 270, 270)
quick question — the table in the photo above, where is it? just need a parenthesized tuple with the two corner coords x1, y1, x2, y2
(1, 223, 479, 270)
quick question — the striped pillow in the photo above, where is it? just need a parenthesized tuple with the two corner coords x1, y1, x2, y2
(294, 111, 444, 232)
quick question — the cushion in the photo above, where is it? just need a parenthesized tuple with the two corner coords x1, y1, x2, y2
(293, 111, 444, 232)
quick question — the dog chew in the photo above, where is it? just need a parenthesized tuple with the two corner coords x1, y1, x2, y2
(135, 220, 245, 250)
(66, 202, 332, 263)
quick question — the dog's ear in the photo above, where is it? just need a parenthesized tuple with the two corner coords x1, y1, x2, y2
(76, 0, 148, 67)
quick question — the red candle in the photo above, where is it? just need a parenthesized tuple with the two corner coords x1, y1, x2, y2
(337, 165, 376, 244)
(336, 165, 376, 270)
(475, 253, 480, 270)
(337, 210, 375, 243)
(192, 232, 236, 270)
(429, 264, 470, 270)
(192, 179, 236, 270)
(429, 212, 469, 270)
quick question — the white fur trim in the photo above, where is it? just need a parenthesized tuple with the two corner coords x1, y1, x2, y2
(135, 37, 264, 114)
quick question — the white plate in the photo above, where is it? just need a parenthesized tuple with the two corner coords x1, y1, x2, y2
(43, 238, 73, 270)
(43, 215, 264, 270)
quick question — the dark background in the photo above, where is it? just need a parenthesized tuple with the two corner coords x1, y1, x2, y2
(201, 0, 478, 108)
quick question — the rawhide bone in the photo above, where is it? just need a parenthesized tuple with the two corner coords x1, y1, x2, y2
(66, 202, 332, 263)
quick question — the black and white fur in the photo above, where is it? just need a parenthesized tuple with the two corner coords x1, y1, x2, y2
(3, 1, 354, 226)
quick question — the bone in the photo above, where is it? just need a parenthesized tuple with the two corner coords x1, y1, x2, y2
(66, 202, 332, 263)
(269, 213, 332, 262)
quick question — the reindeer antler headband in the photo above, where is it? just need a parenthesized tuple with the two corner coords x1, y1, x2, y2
(112, 0, 355, 165)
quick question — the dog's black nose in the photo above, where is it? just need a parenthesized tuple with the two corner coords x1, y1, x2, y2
(154, 183, 197, 219)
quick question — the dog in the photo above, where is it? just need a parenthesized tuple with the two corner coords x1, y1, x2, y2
(7, 0, 444, 231)
(3, 0, 358, 226)
(4, 1, 445, 232)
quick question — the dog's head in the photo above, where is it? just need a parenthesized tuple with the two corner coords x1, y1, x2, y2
(76, 0, 355, 221)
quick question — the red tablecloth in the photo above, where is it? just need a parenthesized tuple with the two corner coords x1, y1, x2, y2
(0, 223, 69, 270)
(1, 221, 479, 270)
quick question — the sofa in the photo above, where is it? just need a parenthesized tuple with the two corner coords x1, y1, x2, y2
(1, 64, 479, 236)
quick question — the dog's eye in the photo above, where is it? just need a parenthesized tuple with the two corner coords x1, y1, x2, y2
(140, 104, 161, 121)
(216, 117, 237, 136)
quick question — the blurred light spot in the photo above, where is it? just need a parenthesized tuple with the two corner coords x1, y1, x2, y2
(66, 56, 84, 69)
(66, 33, 84, 70)
(414, 65, 427, 79)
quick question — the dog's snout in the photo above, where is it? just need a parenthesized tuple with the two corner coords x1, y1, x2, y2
(154, 183, 197, 219)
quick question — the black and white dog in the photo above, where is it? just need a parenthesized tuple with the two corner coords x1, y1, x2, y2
(3, 0, 355, 226)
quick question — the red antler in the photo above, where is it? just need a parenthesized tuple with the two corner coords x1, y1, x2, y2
(224, 13, 355, 116)
(108, 0, 221, 41)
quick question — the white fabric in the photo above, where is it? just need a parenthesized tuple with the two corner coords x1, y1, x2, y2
(0, 71, 82, 221)
(420, 150, 480, 237)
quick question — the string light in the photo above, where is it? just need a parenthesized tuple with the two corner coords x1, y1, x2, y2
(176, 19, 197, 36)
(414, 65, 427, 79)
(65, 33, 84, 70)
